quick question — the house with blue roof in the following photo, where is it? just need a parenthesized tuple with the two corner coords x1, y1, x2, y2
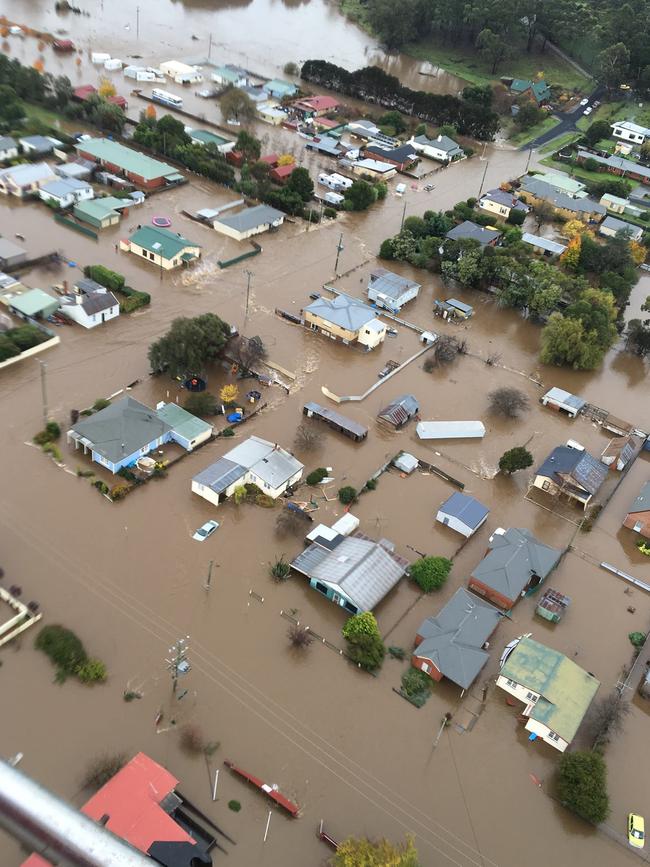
(533, 445, 608, 509)
(436, 492, 489, 538)
(263, 79, 297, 100)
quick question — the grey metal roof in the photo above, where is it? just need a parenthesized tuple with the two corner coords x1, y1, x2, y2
(40, 178, 91, 198)
(192, 456, 246, 493)
(577, 149, 650, 181)
(629, 482, 650, 514)
(413, 134, 461, 153)
(393, 452, 418, 473)
(521, 233, 567, 255)
(304, 294, 378, 332)
(536, 446, 607, 495)
(306, 136, 343, 156)
(79, 291, 119, 315)
(471, 528, 561, 602)
(446, 298, 473, 314)
(0, 162, 55, 186)
(543, 387, 585, 411)
(415, 589, 502, 689)
(520, 178, 606, 215)
(0, 238, 26, 260)
(76, 278, 106, 295)
(70, 397, 173, 464)
(368, 268, 420, 300)
(221, 435, 303, 488)
(481, 188, 529, 211)
(292, 536, 407, 611)
(303, 402, 369, 438)
(446, 221, 501, 245)
(0, 136, 17, 151)
(20, 135, 57, 151)
(438, 492, 489, 530)
(600, 215, 641, 237)
(214, 204, 285, 233)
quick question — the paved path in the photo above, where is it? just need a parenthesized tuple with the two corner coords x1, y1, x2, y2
(521, 84, 605, 150)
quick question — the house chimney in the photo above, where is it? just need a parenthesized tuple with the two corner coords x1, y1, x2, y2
(76, 293, 83, 305)
(437, 135, 442, 142)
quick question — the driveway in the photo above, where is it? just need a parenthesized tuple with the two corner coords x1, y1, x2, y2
(521, 84, 605, 150)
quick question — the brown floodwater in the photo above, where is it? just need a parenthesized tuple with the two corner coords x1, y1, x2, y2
(1, 4, 650, 867)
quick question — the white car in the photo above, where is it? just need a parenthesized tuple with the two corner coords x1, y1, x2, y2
(579, 98, 589, 106)
(193, 519, 220, 541)
(584, 106, 593, 115)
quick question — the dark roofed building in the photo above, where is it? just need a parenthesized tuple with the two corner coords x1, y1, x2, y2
(377, 394, 419, 429)
(468, 527, 561, 610)
(367, 268, 421, 311)
(445, 221, 502, 246)
(412, 588, 503, 688)
(436, 492, 489, 538)
(534, 445, 608, 508)
(623, 481, 650, 540)
(363, 144, 418, 171)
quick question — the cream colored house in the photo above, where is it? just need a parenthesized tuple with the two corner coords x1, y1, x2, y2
(121, 225, 201, 271)
(303, 294, 387, 349)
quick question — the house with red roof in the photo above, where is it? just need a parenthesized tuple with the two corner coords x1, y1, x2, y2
(21, 752, 218, 867)
(270, 163, 296, 184)
(292, 95, 340, 118)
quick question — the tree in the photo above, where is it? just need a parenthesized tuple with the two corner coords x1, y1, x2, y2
(533, 200, 556, 230)
(345, 631, 386, 671)
(332, 836, 419, 867)
(219, 384, 239, 404)
(488, 387, 530, 419)
(462, 84, 493, 107)
(283, 61, 300, 76)
(277, 153, 295, 166)
(432, 334, 460, 365)
(288, 623, 313, 649)
(584, 120, 612, 149)
(514, 101, 544, 131)
(476, 28, 513, 74)
(557, 751, 610, 825)
(287, 166, 314, 202)
(344, 179, 377, 211)
(597, 42, 630, 90)
(221, 87, 257, 124)
(235, 130, 261, 162)
(184, 392, 218, 416)
(145, 104, 157, 120)
(51, 74, 73, 109)
(295, 424, 323, 452)
(98, 76, 115, 98)
(409, 557, 452, 592)
(366, 0, 421, 49)
(0, 85, 24, 123)
(626, 318, 650, 356)
(148, 314, 231, 376)
(499, 446, 533, 474)
(585, 691, 631, 750)
(91, 100, 125, 134)
(231, 334, 267, 374)
(379, 110, 407, 134)
(338, 485, 357, 505)
(507, 208, 526, 226)
(275, 507, 309, 536)
(561, 235, 582, 271)
(342, 612, 379, 641)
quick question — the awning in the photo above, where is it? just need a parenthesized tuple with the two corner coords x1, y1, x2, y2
(180, 252, 197, 262)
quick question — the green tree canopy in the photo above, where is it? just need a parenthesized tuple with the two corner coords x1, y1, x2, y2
(332, 835, 419, 866)
(499, 446, 533, 474)
(342, 611, 380, 640)
(235, 130, 262, 162)
(409, 557, 452, 592)
(221, 87, 257, 123)
(344, 180, 377, 211)
(148, 314, 231, 376)
(557, 751, 610, 825)
(287, 166, 314, 202)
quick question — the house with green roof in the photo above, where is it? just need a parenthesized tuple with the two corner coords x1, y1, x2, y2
(155, 401, 213, 450)
(189, 129, 235, 154)
(497, 636, 600, 752)
(121, 225, 201, 270)
(8, 288, 59, 320)
(74, 197, 123, 229)
(509, 78, 551, 105)
(76, 138, 183, 190)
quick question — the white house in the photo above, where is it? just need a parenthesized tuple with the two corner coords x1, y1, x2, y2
(497, 636, 600, 752)
(479, 188, 530, 219)
(211, 204, 285, 242)
(58, 278, 119, 328)
(611, 120, 650, 145)
(19, 135, 62, 156)
(599, 215, 643, 242)
(303, 294, 387, 350)
(408, 133, 464, 163)
(159, 60, 203, 84)
(436, 492, 489, 538)
(211, 65, 249, 88)
(39, 177, 94, 208)
(0, 136, 18, 162)
(0, 162, 57, 197)
(192, 436, 303, 506)
(367, 268, 420, 311)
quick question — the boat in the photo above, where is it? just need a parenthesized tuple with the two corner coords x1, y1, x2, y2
(223, 760, 300, 817)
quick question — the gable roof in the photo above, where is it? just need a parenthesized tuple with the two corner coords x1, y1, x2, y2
(365, 144, 418, 163)
(601, 435, 637, 463)
(438, 492, 489, 530)
(74, 290, 119, 316)
(521, 233, 567, 255)
(510, 79, 550, 103)
(412, 133, 461, 153)
(156, 402, 212, 441)
(415, 589, 502, 688)
(0, 135, 17, 151)
(69, 397, 173, 464)
(601, 215, 642, 238)
(542, 387, 585, 411)
(220, 435, 303, 488)
(501, 637, 600, 741)
(9, 288, 58, 317)
(611, 120, 650, 137)
(291, 535, 407, 611)
(368, 268, 420, 300)
(629, 481, 650, 515)
(40, 177, 91, 198)
(76, 138, 178, 182)
(536, 446, 608, 495)
(577, 149, 650, 182)
(446, 221, 501, 245)
(193, 456, 246, 494)
(520, 178, 606, 215)
(304, 294, 378, 332)
(481, 188, 529, 211)
(20, 135, 59, 151)
(471, 528, 561, 602)
(128, 225, 199, 259)
(377, 394, 419, 427)
(214, 204, 285, 232)
(294, 95, 339, 112)
(0, 162, 56, 187)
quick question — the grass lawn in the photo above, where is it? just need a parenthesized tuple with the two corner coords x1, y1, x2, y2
(21, 102, 63, 130)
(539, 155, 636, 192)
(339, 0, 372, 29)
(509, 115, 560, 146)
(539, 131, 581, 154)
(578, 99, 650, 132)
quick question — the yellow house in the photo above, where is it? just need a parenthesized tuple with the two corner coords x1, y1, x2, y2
(121, 225, 201, 271)
(303, 294, 386, 349)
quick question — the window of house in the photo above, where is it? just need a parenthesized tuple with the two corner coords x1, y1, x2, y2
(505, 678, 518, 689)
(542, 480, 550, 491)
(149, 252, 154, 260)
(526, 692, 538, 702)
(344, 601, 357, 614)
(141, 250, 147, 258)
(315, 581, 328, 595)
(547, 731, 560, 741)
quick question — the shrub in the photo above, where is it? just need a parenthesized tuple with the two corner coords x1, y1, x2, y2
(220, 383, 239, 404)
(499, 446, 533, 474)
(507, 208, 526, 226)
(276, 507, 309, 536)
(345, 632, 386, 671)
(255, 493, 275, 508)
(364, 477, 378, 491)
(45, 420, 61, 440)
(323, 206, 338, 218)
(342, 611, 379, 640)
(629, 632, 646, 648)
(81, 753, 126, 791)
(228, 800, 241, 812)
(0, 335, 20, 362)
(93, 398, 111, 411)
(184, 392, 218, 416)
(557, 751, 609, 824)
(33, 430, 51, 445)
(409, 557, 452, 593)
(179, 724, 207, 755)
(8, 325, 45, 350)
(93, 479, 110, 495)
(42, 442, 62, 462)
(270, 555, 291, 581)
(284, 61, 300, 75)
(338, 485, 357, 504)
(388, 646, 406, 660)
(306, 467, 328, 486)
(84, 264, 125, 292)
(77, 658, 108, 683)
(35, 624, 87, 681)
(222, 427, 235, 437)
(401, 667, 432, 698)
(110, 483, 130, 501)
(288, 623, 313, 649)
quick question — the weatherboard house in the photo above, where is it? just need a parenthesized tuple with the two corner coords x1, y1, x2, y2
(412, 588, 503, 689)
(468, 528, 561, 611)
(533, 446, 608, 509)
(623, 482, 650, 539)
(121, 225, 201, 271)
(497, 636, 600, 752)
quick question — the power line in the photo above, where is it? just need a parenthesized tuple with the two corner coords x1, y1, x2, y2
(446, 728, 486, 867)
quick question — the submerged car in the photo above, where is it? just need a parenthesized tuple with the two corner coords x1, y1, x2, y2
(193, 519, 220, 541)
(628, 813, 645, 849)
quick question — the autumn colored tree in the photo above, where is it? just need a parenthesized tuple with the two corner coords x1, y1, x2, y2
(563, 219, 587, 239)
(98, 77, 116, 98)
(331, 836, 419, 867)
(219, 384, 239, 405)
(561, 235, 581, 271)
(277, 153, 295, 166)
(629, 240, 646, 266)
(145, 104, 157, 120)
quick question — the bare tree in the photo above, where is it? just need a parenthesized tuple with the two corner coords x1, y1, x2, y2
(288, 623, 313, 650)
(488, 387, 530, 419)
(585, 691, 631, 750)
(232, 335, 267, 375)
(533, 200, 556, 230)
(275, 507, 309, 537)
(294, 422, 323, 451)
(430, 334, 460, 367)
(81, 753, 127, 791)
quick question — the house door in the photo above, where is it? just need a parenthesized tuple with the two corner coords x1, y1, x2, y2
(442, 516, 449, 525)
(102, 312, 106, 322)
(421, 662, 431, 674)
(332, 592, 341, 605)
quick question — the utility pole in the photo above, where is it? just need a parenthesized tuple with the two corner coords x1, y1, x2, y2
(243, 269, 253, 331)
(400, 198, 407, 231)
(477, 159, 489, 198)
(37, 359, 48, 426)
(204, 560, 214, 591)
(165, 637, 190, 695)
(136, 6, 140, 39)
(525, 146, 533, 173)
(208, 33, 213, 60)
(334, 232, 344, 277)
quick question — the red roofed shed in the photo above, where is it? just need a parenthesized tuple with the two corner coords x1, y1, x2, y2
(270, 163, 296, 184)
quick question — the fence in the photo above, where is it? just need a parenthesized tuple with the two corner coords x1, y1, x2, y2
(217, 243, 262, 269)
(54, 214, 98, 240)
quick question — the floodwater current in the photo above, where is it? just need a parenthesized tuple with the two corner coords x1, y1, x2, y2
(0, 2, 649, 867)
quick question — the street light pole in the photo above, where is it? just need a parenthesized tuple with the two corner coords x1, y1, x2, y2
(477, 159, 489, 198)
(334, 232, 344, 277)
(204, 560, 214, 591)
(243, 269, 253, 331)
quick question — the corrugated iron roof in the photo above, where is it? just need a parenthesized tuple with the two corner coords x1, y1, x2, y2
(471, 528, 561, 601)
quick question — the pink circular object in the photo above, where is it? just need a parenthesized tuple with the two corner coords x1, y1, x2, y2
(152, 216, 172, 228)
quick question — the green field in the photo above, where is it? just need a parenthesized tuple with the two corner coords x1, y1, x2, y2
(509, 116, 560, 146)
(22, 102, 62, 128)
(539, 155, 635, 192)
(539, 131, 581, 154)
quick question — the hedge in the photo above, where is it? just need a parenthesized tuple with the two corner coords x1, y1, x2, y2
(83, 265, 150, 312)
